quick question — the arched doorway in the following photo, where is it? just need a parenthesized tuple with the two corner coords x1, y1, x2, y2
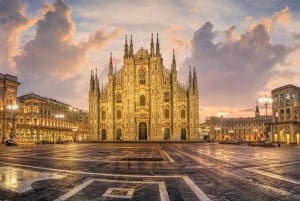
(181, 128, 187, 140)
(164, 128, 170, 140)
(101, 129, 107, 140)
(139, 122, 147, 140)
(116, 129, 122, 140)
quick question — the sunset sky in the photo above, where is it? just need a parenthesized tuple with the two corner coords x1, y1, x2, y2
(1, 0, 300, 122)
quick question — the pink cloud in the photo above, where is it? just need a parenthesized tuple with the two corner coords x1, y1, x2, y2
(272, 6, 291, 26)
(14, 0, 123, 79)
(0, 0, 38, 72)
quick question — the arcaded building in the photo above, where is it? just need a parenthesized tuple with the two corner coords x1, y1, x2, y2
(271, 84, 300, 144)
(89, 34, 200, 141)
(16, 93, 89, 144)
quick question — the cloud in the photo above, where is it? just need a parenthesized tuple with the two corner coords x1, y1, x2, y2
(272, 6, 291, 25)
(165, 25, 185, 48)
(14, 0, 123, 79)
(182, 21, 291, 108)
(0, 0, 37, 72)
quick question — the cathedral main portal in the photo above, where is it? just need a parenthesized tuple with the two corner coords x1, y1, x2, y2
(138, 122, 147, 140)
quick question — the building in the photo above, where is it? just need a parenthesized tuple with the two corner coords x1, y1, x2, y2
(16, 93, 89, 144)
(271, 84, 300, 144)
(0, 73, 20, 144)
(206, 105, 272, 142)
(89, 34, 200, 141)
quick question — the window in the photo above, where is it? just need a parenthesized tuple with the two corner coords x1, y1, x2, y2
(117, 110, 121, 120)
(286, 108, 290, 120)
(139, 69, 146, 85)
(274, 95, 278, 107)
(292, 93, 296, 106)
(181, 109, 185, 119)
(279, 94, 284, 106)
(164, 92, 170, 102)
(280, 109, 284, 120)
(101, 111, 106, 120)
(164, 109, 169, 119)
(285, 93, 290, 106)
(140, 95, 145, 106)
(116, 93, 122, 103)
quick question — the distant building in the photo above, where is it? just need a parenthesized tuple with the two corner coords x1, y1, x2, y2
(206, 105, 272, 142)
(16, 93, 89, 144)
(271, 84, 300, 144)
(89, 34, 200, 141)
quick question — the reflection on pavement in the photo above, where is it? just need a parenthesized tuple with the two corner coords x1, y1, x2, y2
(0, 166, 65, 193)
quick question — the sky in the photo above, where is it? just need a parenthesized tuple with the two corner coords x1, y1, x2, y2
(1, 0, 300, 122)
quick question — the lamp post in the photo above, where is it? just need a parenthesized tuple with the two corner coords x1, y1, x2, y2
(259, 95, 272, 141)
(259, 96, 273, 117)
(217, 112, 227, 140)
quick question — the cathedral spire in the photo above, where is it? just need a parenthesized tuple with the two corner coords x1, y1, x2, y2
(255, 102, 260, 117)
(95, 68, 99, 92)
(150, 33, 154, 57)
(109, 52, 113, 76)
(171, 49, 176, 73)
(156, 33, 160, 57)
(124, 35, 128, 58)
(193, 66, 198, 92)
(90, 69, 94, 91)
(129, 34, 133, 57)
(189, 65, 193, 91)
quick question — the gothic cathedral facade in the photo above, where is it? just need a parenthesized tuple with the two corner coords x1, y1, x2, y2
(89, 34, 200, 141)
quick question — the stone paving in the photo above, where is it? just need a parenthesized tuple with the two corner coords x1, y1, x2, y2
(0, 142, 299, 200)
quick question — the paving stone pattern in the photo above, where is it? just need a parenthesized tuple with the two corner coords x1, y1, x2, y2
(0, 143, 299, 200)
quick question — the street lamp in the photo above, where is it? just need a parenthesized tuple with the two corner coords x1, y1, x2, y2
(217, 112, 227, 140)
(259, 95, 272, 142)
(259, 96, 273, 117)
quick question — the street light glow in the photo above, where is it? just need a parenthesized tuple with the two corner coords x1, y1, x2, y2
(7, 104, 18, 110)
(259, 96, 273, 105)
(55, 114, 65, 119)
(217, 112, 227, 117)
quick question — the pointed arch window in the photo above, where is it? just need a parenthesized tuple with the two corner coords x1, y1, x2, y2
(165, 109, 169, 119)
(139, 69, 146, 85)
(164, 92, 170, 102)
(116, 93, 122, 103)
(140, 95, 145, 106)
(181, 109, 185, 119)
(117, 110, 121, 120)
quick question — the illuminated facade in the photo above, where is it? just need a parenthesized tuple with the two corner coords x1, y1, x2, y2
(271, 84, 300, 144)
(89, 34, 200, 141)
(0, 73, 20, 144)
(207, 105, 272, 142)
(16, 93, 89, 144)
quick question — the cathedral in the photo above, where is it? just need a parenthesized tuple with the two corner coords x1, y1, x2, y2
(89, 34, 200, 141)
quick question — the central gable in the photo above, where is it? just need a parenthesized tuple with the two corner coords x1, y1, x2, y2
(135, 47, 149, 65)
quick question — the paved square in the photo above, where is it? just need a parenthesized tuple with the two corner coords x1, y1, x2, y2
(0, 143, 299, 201)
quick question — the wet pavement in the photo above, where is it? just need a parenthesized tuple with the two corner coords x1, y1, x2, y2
(0, 142, 299, 201)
